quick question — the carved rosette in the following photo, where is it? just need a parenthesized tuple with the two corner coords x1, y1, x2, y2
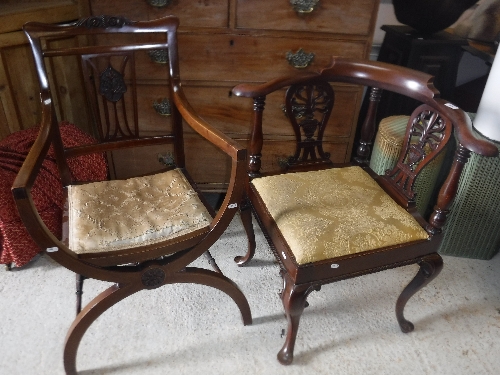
(99, 65, 127, 102)
(141, 268, 166, 289)
(288, 83, 333, 137)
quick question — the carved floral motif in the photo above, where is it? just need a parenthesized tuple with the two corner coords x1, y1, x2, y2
(99, 65, 127, 102)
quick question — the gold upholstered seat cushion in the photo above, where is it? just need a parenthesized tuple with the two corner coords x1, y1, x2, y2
(251, 166, 429, 265)
(67, 168, 212, 254)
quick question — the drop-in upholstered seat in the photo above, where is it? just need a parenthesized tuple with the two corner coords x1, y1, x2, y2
(232, 57, 498, 365)
(252, 166, 429, 265)
(67, 169, 212, 261)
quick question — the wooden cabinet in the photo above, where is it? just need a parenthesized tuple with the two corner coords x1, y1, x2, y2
(0, 1, 380, 190)
(0, 1, 90, 137)
(89, 0, 380, 190)
(374, 25, 468, 122)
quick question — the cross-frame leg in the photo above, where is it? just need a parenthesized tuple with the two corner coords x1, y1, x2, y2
(64, 283, 141, 375)
(395, 253, 443, 333)
(64, 265, 251, 375)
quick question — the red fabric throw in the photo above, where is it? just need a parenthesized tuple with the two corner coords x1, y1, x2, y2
(0, 122, 108, 267)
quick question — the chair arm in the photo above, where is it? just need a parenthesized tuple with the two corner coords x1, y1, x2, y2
(231, 71, 320, 98)
(11, 109, 54, 194)
(171, 82, 246, 162)
(157, 83, 249, 268)
(435, 98, 498, 157)
(320, 57, 439, 104)
(11, 101, 138, 283)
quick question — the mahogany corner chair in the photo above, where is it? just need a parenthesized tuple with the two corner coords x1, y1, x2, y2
(12, 15, 251, 374)
(232, 57, 498, 365)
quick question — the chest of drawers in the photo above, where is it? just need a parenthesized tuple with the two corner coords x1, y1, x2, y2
(90, 0, 381, 190)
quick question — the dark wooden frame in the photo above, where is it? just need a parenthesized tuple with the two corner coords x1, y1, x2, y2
(232, 57, 498, 365)
(12, 15, 251, 375)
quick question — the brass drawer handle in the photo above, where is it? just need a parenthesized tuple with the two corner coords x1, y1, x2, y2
(286, 48, 315, 69)
(290, 0, 319, 14)
(153, 98, 171, 116)
(148, 49, 169, 64)
(146, 0, 173, 8)
(277, 156, 291, 170)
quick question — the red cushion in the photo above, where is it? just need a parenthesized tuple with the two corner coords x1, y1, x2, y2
(0, 122, 108, 267)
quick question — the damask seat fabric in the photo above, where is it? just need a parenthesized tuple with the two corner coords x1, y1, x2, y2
(251, 166, 429, 265)
(68, 168, 212, 254)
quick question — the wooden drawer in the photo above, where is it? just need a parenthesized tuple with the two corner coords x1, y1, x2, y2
(89, 0, 229, 28)
(109, 132, 349, 187)
(259, 139, 349, 173)
(134, 84, 172, 134)
(185, 136, 350, 187)
(108, 143, 173, 179)
(182, 83, 362, 140)
(177, 33, 367, 82)
(108, 132, 235, 187)
(235, 0, 379, 36)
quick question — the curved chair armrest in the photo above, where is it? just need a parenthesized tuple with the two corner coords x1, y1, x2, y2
(435, 98, 498, 157)
(320, 57, 498, 157)
(171, 81, 248, 220)
(232, 71, 321, 98)
(320, 57, 439, 104)
(11, 99, 149, 283)
(172, 82, 246, 162)
(155, 83, 249, 268)
(11, 103, 54, 193)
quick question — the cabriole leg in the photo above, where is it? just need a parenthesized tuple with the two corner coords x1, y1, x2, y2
(278, 273, 318, 365)
(235, 197, 256, 266)
(395, 253, 443, 333)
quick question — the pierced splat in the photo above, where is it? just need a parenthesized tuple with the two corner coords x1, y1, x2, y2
(384, 104, 452, 201)
(82, 54, 139, 141)
(282, 81, 334, 170)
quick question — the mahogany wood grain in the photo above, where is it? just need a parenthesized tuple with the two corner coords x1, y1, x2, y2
(235, 0, 380, 36)
(90, 0, 228, 29)
(177, 33, 367, 82)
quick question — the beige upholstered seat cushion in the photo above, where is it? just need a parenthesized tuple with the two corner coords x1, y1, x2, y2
(251, 166, 429, 265)
(68, 168, 212, 254)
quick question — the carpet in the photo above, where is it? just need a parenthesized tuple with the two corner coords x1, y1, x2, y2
(1, 215, 499, 374)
